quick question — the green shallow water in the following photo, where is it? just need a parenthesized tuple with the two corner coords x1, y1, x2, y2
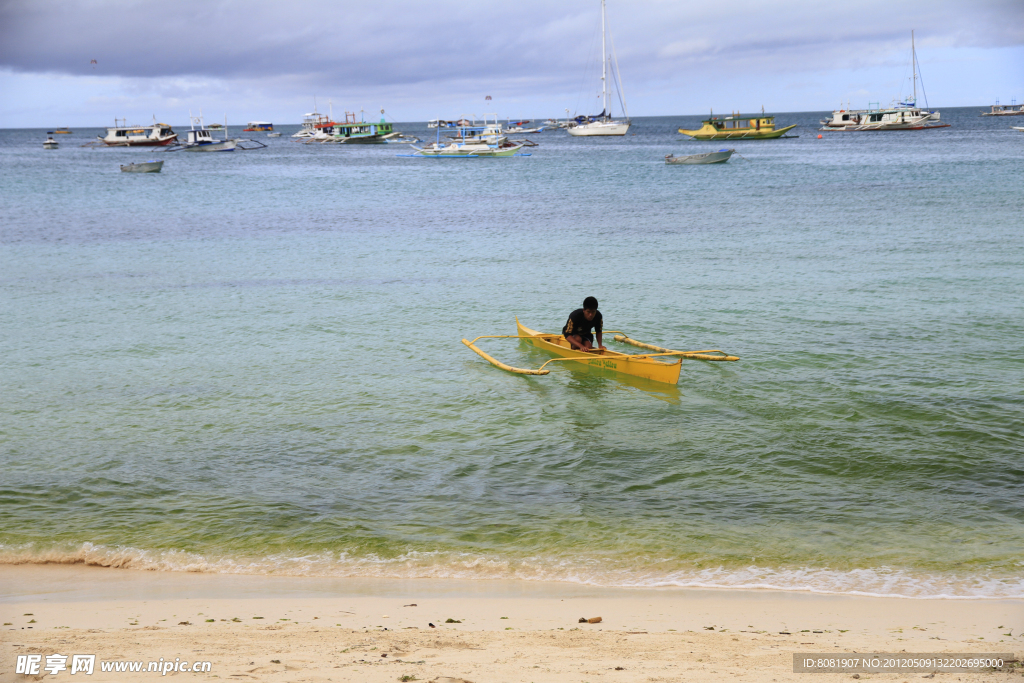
(1, 110, 1022, 597)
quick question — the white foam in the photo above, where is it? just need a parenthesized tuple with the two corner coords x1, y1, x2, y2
(1, 542, 1021, 599)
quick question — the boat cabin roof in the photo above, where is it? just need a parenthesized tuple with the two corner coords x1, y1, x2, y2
(704, 113, 774, 122)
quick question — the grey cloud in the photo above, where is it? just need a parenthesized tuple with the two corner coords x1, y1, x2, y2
(1, 0, 1021, 92)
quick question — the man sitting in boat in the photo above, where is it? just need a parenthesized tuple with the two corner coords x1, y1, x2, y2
(563, 297, 605, 353)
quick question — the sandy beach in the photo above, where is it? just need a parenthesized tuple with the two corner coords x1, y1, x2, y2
(2, 565, 1020, 682)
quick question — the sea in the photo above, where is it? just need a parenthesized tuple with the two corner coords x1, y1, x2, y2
(1, 108, 1022, 600)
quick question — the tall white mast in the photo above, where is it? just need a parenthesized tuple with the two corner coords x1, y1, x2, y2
(601, 0, 608, 118)
(911, 30, 917, 105)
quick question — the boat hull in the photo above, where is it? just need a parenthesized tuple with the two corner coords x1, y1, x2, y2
(819, 123, 951, 131)
(678, 124, 796, 140)
(567, 121, 630, 136)
(181, 139, 237, 152)
(516, 320, 682, 385)
(120, 160, 164, 173)
(100, 137, 177, 147)
(413, 143, 526, 157)
(666, 149, 734, 164)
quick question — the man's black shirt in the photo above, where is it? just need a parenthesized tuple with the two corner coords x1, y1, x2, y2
(562, 308, 603, 338)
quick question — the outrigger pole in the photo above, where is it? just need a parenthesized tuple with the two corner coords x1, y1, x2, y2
(462, 336, 551, 375)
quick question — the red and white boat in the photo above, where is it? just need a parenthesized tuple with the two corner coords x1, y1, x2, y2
(292, 101, 338, 139)
(98, 118, 178, 146)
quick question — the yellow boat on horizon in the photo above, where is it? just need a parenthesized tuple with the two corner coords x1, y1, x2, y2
(461, 318, 739, 385)
(678, 113, 796, 140)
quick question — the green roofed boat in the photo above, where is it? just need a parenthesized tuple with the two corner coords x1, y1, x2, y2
(678, 112, 796, 140)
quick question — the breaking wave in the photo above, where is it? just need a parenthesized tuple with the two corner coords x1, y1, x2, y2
(2, 541, 1022, 600)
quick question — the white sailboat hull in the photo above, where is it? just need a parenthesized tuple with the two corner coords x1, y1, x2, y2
(567, 121, 630, 136)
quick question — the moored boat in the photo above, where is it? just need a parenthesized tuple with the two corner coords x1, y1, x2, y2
(679, 113, 796, 140)
(819, 32, 948, 132)
(665, 149, 734, 164)
(97, 118, 177, 146)
(244, 121, 274, 131)
(409, 139, 528, 158)
(292, 103, 337, 138)
(819, 104, 946, 131)
(505, 125, 546, 134)
(43, 136, 59, 149)
(52, 127, 72, 134)
(407, 116, 530, 157)
(120, 159, 164, 173)
(981, 101, 1024, 116)
(460, 319, 739, 385)
(176, 112, 237, 152)
(319, 110, 405, 144)
(567, 0, 630, 137)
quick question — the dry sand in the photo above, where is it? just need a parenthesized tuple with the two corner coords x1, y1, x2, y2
(2, 565, 1021, 682)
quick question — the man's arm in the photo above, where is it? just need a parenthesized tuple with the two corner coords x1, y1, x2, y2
(596, 330, 605, 350)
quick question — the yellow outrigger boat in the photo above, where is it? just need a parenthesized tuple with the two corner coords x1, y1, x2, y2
(461, 318, 738, 385)
(678, 113, 796, 140)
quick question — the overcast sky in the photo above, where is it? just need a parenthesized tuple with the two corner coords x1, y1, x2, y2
(1, 0, 1022, 127)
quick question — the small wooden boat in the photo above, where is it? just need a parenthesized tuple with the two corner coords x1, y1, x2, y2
(120, 160, 164, 173)
(461, 318, 738, 385)
(665, 149, 734, 164)
(679, 113, 796, 140)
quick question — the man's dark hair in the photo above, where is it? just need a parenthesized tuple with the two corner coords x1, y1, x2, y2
(583, 296, 599, 310)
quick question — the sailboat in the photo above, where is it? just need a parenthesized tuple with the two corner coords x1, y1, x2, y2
(819, 31, 947, 131)
(568, 0, 630, 137)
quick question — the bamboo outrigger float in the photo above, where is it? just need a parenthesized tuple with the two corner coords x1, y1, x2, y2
(461, 319, 738, 385)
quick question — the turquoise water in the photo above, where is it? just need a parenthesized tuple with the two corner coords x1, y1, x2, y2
(2, 110, 1022, 598)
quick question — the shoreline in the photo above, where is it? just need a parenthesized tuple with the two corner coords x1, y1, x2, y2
(3, 565, 1020, 682)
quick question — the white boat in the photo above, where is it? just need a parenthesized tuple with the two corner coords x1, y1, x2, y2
(819, 32, 948, 132)
(505, 124, 546, 134)
(665, 149, 734, 165)
(1013, 126, 1024, 131)
(981, 101, 1024, 117)
(293, 101, 337, 138)
(43, 136, 59, 149)
(178, 112, 237, 151)
(447, 115, 508, 144)
(819, 104, 945, 131)
(568, 0, 630, 137)
(410, 138, 528, 158)
(97, 118, 177, 146)
(406, 117, 530, 157)
(120, 160, 164, 173)
(267, 132, 282, 137)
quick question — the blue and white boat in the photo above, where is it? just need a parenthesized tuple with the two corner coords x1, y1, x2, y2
(406, 116, 530, 157)
(179, 112, 237, 152)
